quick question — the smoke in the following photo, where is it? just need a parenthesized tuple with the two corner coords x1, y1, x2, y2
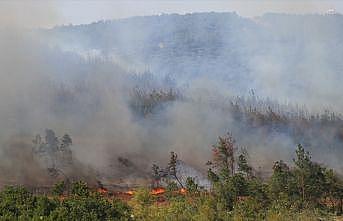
(0, 30, 145, 185)
(249, 14, 343, 113)
(0, 2, 139, 184)
(0, 1, 58, 29)
(0, 5, 342, 187)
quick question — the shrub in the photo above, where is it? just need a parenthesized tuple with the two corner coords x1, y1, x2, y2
(71, 181, 89, 197)
(52, 181, 66, 196)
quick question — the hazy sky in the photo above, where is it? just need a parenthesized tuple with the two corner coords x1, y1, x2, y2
(2, 0, 343, 28)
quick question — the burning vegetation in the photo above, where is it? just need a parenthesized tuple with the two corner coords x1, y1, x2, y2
(0, 86, 342, 220)
(1, 8, 343, 220)
(0, 132, 342, 220)
(0, 96, 342, 220)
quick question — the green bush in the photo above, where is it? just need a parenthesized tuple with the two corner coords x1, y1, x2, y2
(0, 184, 132, 221)
(71, 181, 89, 197)
(0, 186, 36, 218)
(52, 181, 66, 196)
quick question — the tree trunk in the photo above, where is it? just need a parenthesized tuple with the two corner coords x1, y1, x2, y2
(301, 175, 305, 202)
(174, 175, 184, 188)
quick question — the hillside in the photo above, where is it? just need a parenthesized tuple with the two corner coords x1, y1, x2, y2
(40, 12, 343, 111)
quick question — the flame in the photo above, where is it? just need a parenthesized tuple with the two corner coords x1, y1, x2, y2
(179, 188, 186, 194)
(151, 187, 166, 195)
(97, 187, 108, 194)
(125, 190, 134, 195)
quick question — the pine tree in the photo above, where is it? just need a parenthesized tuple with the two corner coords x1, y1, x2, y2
(152, 164, 161, 188)
(168, 151, 184, 188)
(269, 160, 297, 201)
(293, 144, 311, 202)
(60, 134, 72, 150)
(211, 133, 236, 178)
(237, 150, 253, 178)
(293, 144, 326, 204)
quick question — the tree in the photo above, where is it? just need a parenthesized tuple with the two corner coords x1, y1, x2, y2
(0, 186, 36, 218)
(294, 144, 311, 202)
(293, 144, 326, 204)
(269, 160, 297, 201)
(185, 177, 199, 194)
(34, 195, 57, 217)
(71, 181, 89, 197)
(151, 164, 161, 188)
(207, 168, 220, 183)
(237, 150, 253, 178)
(207, 133, 243, 210)
(168, 151, 184, 188)
(228, 173, 249, 200)
(248, 178, 269, 207)
(45, 129, 59, 150)
(324, 169, 343, 214)
(210, 133, 236, 178)
(60, 134, 72, 150)
(52, 181, 66, 196)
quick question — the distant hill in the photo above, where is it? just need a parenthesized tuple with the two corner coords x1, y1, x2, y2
(38, 12, 343, 111)
(11, 12, 339, 176)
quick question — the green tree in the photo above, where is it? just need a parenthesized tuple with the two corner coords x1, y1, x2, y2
(294, 144, 311, 202)
(52, 181, 66, 196)
(248, 178, 269, 208)
(71, 181, 89, 197)
(227, 173, 249, 201)
(185, 177, 199, 194)
(324, 168, 343, 214)
(237, 150, 253, 178)
(211, 133, 236, 178)
(151, 164, 160, 188)
(0, 186, 35, 218)
(293, 144, 326, 205)
(206, 133, 243, 210)
(269, 160, 298, 201)
(34, 195, 57, 217)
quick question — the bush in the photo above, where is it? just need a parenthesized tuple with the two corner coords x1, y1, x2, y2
(233, 197, 265, 221)
(52, 181, 66, 196)
(71, 181, 89, 197)
(186, 177, 199, 195)
(0, 184, 132, 221)
(0, 186, 35, 218)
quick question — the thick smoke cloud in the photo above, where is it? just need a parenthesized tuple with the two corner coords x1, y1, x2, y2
(0, 31, 145, 185)
(0, 8, 342, 187)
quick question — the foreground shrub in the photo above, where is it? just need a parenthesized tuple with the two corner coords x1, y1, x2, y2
(71, 181, 89, 197)
(0, 185, 132, 221)
(0, 186, 36, 218)
(49, 195, 131, 221)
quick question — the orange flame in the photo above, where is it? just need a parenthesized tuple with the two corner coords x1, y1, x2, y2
(97, 187, 108, 194)
(151, 187, 166, 195)
(125, 190, 134, 195)
(179, 188, 187, 194)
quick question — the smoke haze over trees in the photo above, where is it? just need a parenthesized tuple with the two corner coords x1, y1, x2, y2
(0, 12, 343, 185)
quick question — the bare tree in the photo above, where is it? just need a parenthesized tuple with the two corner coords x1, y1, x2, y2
(168, 151, 184, 188)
